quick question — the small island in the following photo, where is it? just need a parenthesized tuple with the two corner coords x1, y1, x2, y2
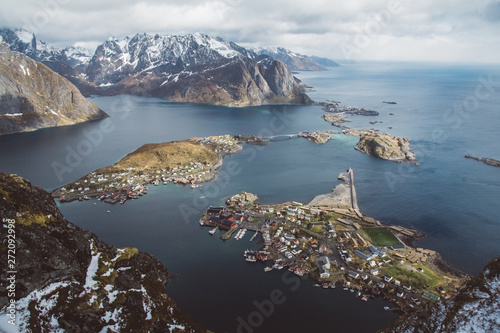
(319, 101, 380, 116)
(298, 130, 334, 144)
(465, 155, 500, 168)
(355, 131, 416, 164)
(200, 169, 466, 314)
(321, 102, 416, 164)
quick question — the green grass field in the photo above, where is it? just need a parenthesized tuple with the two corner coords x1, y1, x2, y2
(382, 265, 444, 290)
(363, 227, 401, 247)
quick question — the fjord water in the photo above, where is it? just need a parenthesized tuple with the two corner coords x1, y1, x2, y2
(1, 62, 499, 332)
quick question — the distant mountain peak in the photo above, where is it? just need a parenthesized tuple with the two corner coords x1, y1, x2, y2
(253, 46, 339, 71)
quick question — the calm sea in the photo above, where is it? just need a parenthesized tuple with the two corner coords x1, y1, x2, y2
(0, 62, 499, 332)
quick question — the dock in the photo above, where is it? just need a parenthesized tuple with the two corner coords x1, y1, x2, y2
(249, 231, 259, 242)
(221, 226, 240, 240)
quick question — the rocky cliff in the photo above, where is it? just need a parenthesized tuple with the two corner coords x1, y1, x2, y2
(0, 173, 206, 332)
(0, 43, 108, 136)
(355, 131, 416, 164)
(382, 257, 500, 333)
(0, 28, 101, 96)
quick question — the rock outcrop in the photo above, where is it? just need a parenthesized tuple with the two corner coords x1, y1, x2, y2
(465, 155, 500, 168)
(382, 257, 500, 333)
(0, 43, 108, 135)
(355, 131, 416, 164)
(0, 173, 205, 332)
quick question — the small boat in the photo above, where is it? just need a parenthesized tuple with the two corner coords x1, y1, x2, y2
(83, 195, 90, 200)
(357, 291, 362, 297)
(362, 296, 368, 301)
(273, 264, 284, 270)
(209, 227, 218, 235)
(264, 266, 273, 272)
(106, 210, 110, 214)
(384, 306, 390, 311)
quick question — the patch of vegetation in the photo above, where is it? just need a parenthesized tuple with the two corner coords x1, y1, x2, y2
(0, 188, 11, 200)
(8, 174, 28, 185)
(99, 140, 219, 174)
(364, 227, 401, 247)
(115, 247, 139, 261)
(382, 265, 443, 290)
(16, 211, 55, 227)
(311, 225, 324, 234)
(411, 264, 444, 289)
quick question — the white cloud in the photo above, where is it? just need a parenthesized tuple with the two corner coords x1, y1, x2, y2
(0, 0, 499, 63)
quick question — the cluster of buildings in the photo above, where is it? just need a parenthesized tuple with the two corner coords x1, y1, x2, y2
(204, 207, 242, 229)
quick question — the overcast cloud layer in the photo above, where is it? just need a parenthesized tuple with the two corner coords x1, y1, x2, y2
(1, 0, 499, 63)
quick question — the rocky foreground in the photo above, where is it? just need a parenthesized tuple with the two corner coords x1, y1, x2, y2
(0, 42, 107, 136)
(0, 173, 206, 332)
(382, 257, 500, 333)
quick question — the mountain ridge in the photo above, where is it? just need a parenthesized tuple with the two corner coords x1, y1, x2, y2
(0, 28, 313, 106)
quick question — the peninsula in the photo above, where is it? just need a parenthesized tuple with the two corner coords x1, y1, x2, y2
(200, 169, 466, 315)
(52, 135, 261, 204)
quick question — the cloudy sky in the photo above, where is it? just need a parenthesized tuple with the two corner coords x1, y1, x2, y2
(1, 0, 500, 63)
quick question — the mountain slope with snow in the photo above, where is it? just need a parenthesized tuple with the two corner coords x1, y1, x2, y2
(253, 47, 339, 71)
(382, 257, 500, 333)
(0, 173, 206, 332)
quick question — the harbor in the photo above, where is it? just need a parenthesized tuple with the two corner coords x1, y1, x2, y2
(199, 171, 466, 314)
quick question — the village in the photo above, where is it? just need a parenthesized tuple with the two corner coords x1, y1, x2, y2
(52, 135, 248, 204)
(200, 190, 465, 314)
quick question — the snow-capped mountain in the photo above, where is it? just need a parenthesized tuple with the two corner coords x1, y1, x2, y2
(86, 32, 261, 85)
(0, 28, 92, 68)
(383, 257, 500, 333)
(253, 46, 339, 71)
(1, 28, 312, 106)
(85, 32, 310, 106)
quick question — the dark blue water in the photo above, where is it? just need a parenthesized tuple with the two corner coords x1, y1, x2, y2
(1, 62, 499, 332)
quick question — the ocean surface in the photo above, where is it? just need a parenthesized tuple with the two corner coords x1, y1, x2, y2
(1, 62, 499, 332)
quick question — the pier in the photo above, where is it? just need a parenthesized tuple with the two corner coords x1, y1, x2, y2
(348, 168, 360, 211)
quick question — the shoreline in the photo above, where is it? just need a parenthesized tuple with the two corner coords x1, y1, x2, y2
(52, 135, 252, 204)
(201, 170, 468, 316)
